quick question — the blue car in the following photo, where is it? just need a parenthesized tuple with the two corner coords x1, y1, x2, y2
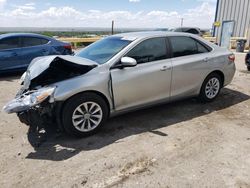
(0, 33, 73, 73)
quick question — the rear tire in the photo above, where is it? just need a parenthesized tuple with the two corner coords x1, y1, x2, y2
(199, 73, 222, 103)
(247, 66, 250, 71)
(62, 92, 108, 137)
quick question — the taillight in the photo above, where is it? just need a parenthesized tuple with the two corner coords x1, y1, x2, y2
(228, 54, 235, 62)
(64, 44, 72, 50)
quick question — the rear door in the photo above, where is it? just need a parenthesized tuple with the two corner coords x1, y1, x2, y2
(168, 36, 212, 99)
(0, 37, 22, 71)
(19, 37, 50, 67)
(111, 37, 172, 111)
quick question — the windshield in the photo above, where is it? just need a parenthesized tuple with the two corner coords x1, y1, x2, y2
(76, 36, 132, 64)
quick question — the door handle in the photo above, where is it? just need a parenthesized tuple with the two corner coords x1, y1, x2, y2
(203, 57, 209, 62)
(160, 66, 171, 71)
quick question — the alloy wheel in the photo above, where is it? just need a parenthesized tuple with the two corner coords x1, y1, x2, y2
(205, 77, 220, 99)
(72, 102, 103, 132)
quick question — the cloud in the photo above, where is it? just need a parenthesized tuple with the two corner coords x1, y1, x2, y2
(40, 7, 81, 18)
(11, 2, 36, 12)
(147, 11, 178, 17)
(0, 2, 215, 28)
(16, 5, 36, 10)
(182, 2, 215, 27)
(129, 0, 141, 2)
(0, 0, 6, 9)
(25, 3, 35, 6)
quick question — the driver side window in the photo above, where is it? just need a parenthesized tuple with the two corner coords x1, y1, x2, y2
(126, 37, 167, 64)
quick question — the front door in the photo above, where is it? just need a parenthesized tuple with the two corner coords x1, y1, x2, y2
(111, 37, 172, 111)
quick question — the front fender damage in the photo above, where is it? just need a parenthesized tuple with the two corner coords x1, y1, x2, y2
(3, 55, 98, 132)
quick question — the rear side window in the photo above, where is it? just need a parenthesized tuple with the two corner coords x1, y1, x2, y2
(169, 36, 210, 58)
(126, 37, 167, 64)
(0, 37, 20, 50)
(21, 37, 49, 47)
(197, 42, 209, 53)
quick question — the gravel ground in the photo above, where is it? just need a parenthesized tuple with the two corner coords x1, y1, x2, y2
(0, 53, 250, 188)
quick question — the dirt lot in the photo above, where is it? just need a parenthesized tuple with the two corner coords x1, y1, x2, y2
(0, 53, 250, 188)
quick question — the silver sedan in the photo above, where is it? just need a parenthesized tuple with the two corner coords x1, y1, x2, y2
(4, 32, 236, 137)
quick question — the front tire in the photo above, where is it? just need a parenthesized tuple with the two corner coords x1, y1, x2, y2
(247, 66, 250, 71)
(62, 93, 108, 137)
(199, 73, 222, 102)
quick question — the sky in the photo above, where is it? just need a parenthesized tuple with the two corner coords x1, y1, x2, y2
(0, 0, 217, 29)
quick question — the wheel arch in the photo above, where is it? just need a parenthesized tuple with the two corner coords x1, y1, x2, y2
(56, 90, 111, 129)
(57, 90, 111, 136)
(198, 70, 224, 102)
(198, 70, 225, 95)
(64, 90, 111, 112)
(207, 70, 225, 86)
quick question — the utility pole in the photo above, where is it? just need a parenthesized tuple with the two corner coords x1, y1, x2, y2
(181, 18, 184, 27)
(111, 20, 114, 35)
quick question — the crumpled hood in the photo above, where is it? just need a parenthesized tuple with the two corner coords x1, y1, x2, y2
(27, 55, 98, 80)
(23, 55, 98, 89)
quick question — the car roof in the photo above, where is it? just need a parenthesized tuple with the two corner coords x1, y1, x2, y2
(114, 31, 196, 40)
(113, 31, 219, 50)
(0, 33, 53, 40)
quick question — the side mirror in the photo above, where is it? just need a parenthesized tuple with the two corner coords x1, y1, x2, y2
(120, 57, 137, 67)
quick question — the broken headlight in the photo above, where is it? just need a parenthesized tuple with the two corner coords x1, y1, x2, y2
(30, 87, 55, 105)
(3, 87, 56, 114)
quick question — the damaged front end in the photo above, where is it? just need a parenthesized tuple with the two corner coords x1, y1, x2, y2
(4, 86, 57, 130)
(3, 87, 56, 114)
(3, 55, 98, 128)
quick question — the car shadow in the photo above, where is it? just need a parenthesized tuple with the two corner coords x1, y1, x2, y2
(26, 88, 250, 161)
(0, 72, 23, 82)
